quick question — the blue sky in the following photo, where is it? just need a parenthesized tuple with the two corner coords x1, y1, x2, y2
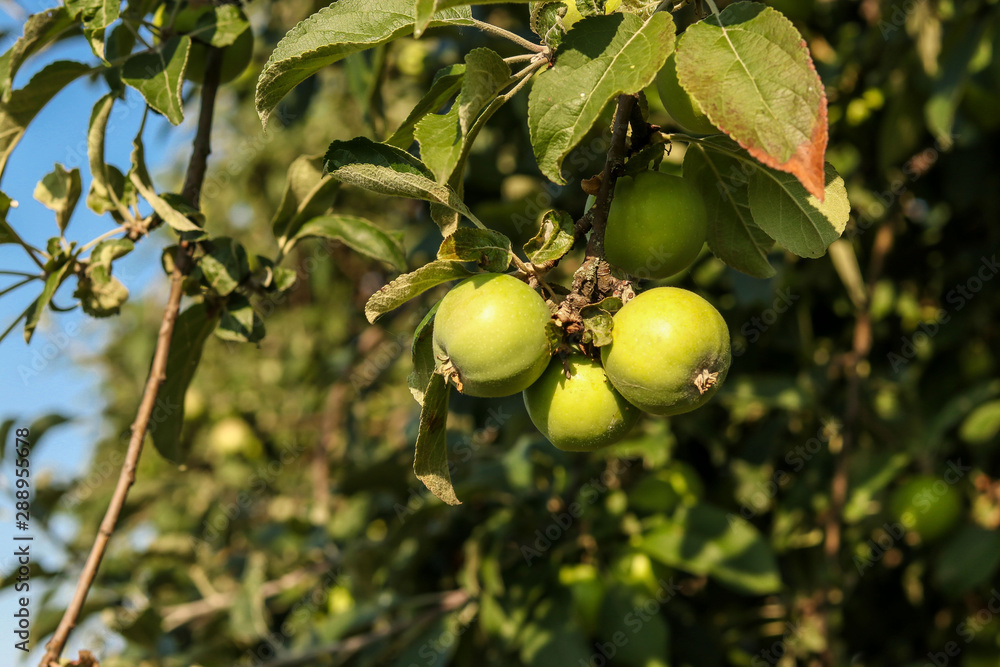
(0, 3, 194, 662)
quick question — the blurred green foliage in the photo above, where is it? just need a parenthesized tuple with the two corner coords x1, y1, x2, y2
(5, 1, 1000, 666)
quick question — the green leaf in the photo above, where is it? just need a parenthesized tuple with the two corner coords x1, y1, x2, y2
(747, 162, 849, 259)
(151, 303, 219, 462)
(0, 61, 90, 179)
(130, 133, 202, 233)
(617, 0, 663, 18)
(416, 0, 526, 37)
(934, 525, 1000, 594)
(122, 36, 191, 126)
(23, 261, 72, 344)
(27, 413, 71, 450)
(386, 63, 466, 149)
(408, 302, 440, 405)
(66, 0, 120, 30)
(458, 48, 510, 136)
(959, 399, 1000, 447)
(76, 274, 129, 317)
(34, 164, 81, 233)
(215, 294, 265, 344)
(925, 15, 986, 149)
(271, 155, 340, 248)
(520, 596, 594, 667)
(676, 2, 828, 198)
(324, 137, 479, 235)
(199, 237, 250, 297)
(684, 141, 775, 278)
(527, 12, 675, 184)
(292, 215, 407, 272)
(523, 209, 575, 264)
(529, 1, 569, 49)
(193, 5, 251, 48)
(415, 97, 464, 183)
(88, 237, 133, 272)
(579, 304, 614, 346)
(0, 8, 76, 101)
(437, 228, 513, 272)
(76, 238, 133, 317)
(255, 0, 473, 129)
(86, 94, 120, 215)
(638, 503, 782, 595)
(416, 49, 509, 183)
(598, 587, 671, 667)
(414, 373, 460, 506)
(364, 260, 473, 324)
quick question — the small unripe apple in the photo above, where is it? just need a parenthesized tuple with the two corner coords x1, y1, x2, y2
(523, 356, 639, 451)
(433, 273, 552, 397)
(601, 287, 730, 415)
(153, 2, 254, 84)
(890, 475, 962, 541)
(604, 171, 707, 279)
(208, 416, 263, 458)
(655, 53, 718, 135)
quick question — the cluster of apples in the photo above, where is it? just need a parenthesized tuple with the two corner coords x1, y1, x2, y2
(433, 168, 730, 452)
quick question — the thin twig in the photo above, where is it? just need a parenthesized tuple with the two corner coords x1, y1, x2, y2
(161, 563, 329, 631)
(0, 277, 35, 299)
(471, 19, 546, 53)
(503, 53, 538, 64)
(38, 46, 226, 667)
(79, 226, 128, 253)
(585, 95, 637, 259)
(551, 95, 638, 329)
(7, 232, 47, 270)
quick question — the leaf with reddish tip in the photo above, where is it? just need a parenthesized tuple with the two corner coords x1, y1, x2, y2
(676, 2, 828, 199)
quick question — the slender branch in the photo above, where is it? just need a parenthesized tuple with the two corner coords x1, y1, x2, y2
(585, 94, 636, 259)
(551, 95, 638, 330)
(500, 59, 544, 101)
(629, 94, 654, 151)
(471, 19, 546, 53)
(9, 234, 47, 270)
(79, 226, 128, 253)
(161, 564, 328, 631)
(0, 277, 35, 298)
(503, 53, 537, 64)
(0, 302, 32, 345)
(38, 47, 226, 667)
(0, 269, 41, 278)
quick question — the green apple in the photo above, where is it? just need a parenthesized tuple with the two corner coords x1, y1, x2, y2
(655, 53, 718, 135)
(604, 171, 707, 279)
(523, 355, 639, 451)
(890, 475, 962, 541)
(433, 273, 552, 397)
(601, 287, 730, 415)
(207, 416, 263, 458)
